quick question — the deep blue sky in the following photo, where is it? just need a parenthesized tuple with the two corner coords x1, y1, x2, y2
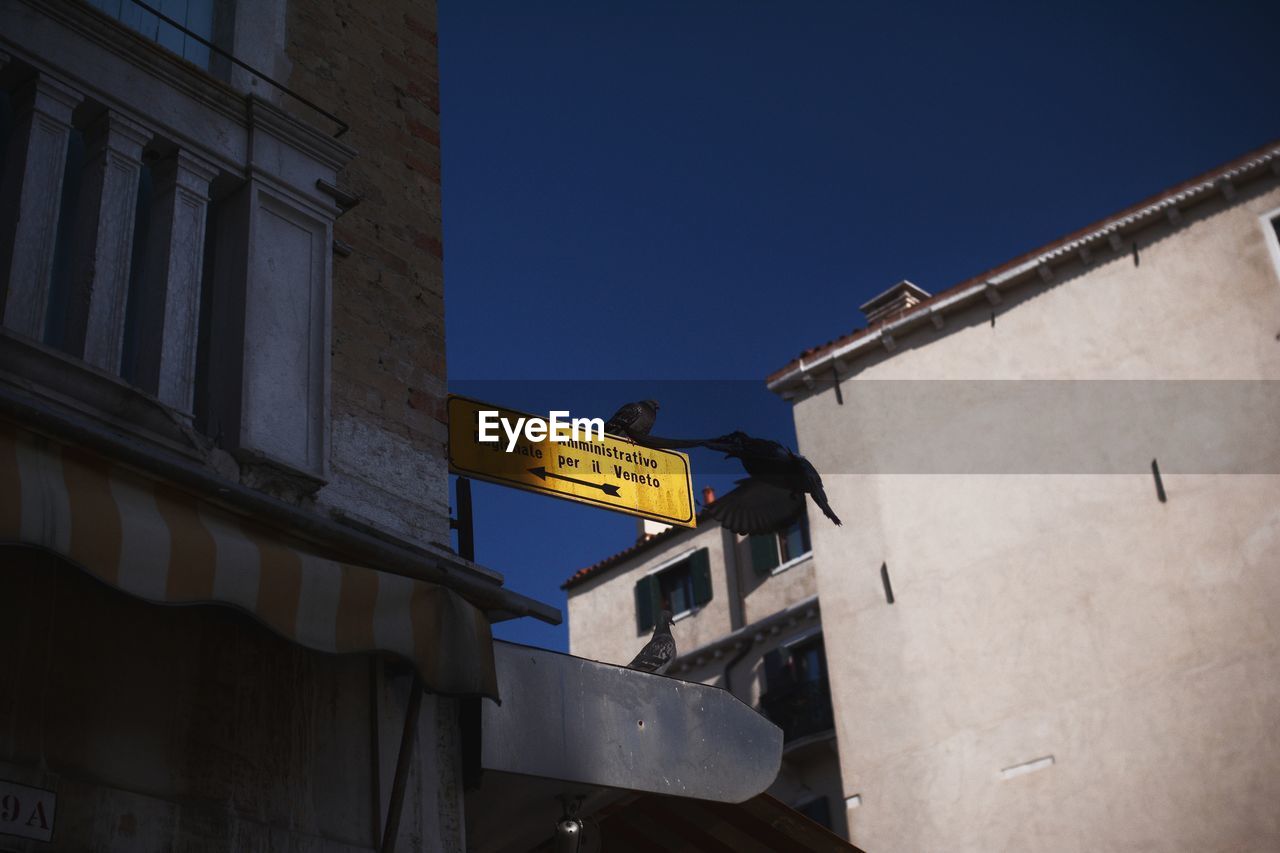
(437, 1, 1280, 651)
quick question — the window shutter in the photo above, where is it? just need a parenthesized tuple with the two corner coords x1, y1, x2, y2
(690, 548, 713, 607)
(749, 534, 780, 576)
(635, 574, 657, 634)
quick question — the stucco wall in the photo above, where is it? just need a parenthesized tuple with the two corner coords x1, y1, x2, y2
(740, 549, 818, 626)
(567, 525, 734, 666)
(567, 524, 823, 671)
(790, 179, 1280, 851)
(287, 0, 452, 548)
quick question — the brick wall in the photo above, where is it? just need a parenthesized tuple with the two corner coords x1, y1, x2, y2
(285, 0, 451, 547)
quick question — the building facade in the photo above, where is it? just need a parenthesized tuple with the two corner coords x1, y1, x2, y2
(765, 141, 1280, 852)
(1, 5, 844, 852)
(566, 139, 1280, 852)
(0, 1, 555, 850)
(564, 506, 850, 839)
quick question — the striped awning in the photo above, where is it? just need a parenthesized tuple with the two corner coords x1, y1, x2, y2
(0, 421, 498, 699)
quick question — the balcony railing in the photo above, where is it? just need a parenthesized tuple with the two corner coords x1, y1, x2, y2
(758, 677, 835, 743)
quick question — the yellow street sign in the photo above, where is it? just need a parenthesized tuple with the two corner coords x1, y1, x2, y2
(447, 395, 696, 527)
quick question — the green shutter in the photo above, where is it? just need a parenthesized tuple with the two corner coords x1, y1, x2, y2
(690, 548, 713, 607)
(750, 534, 780, 576)
(635, 574, 658, 634)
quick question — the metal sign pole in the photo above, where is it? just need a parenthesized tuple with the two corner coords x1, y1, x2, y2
(455, 477, 475, 561)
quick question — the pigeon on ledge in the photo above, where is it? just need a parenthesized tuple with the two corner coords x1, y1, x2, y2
(627, 610, 676, 674)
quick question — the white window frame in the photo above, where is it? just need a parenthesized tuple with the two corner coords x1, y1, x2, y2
(1262, 204, 1280, 285)
(771, 550, 813, 577)
(643, 546, 699, 577)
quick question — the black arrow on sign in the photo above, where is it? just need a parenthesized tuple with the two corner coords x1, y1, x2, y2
(528, 467, 621, 497)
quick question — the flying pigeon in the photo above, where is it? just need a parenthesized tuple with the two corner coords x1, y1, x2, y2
(627, 610, 676, 674)
(700, 431, 842, 534)
(604, 400, 660, 439)
(703, 478, 807, 536)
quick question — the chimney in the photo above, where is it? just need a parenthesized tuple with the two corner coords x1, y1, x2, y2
(859, 280, 931, 325)
(702, 486, 716, 505)
(636, 518, 672, 541)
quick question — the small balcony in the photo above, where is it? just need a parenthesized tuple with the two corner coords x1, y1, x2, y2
(759, 676, 835, 744)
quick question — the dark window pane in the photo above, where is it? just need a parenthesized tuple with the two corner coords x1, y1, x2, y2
(763, 648, 787, 689)
(760, 637, 835, 742)
(779, 516, 810, 563)
(45, 128, 86, 350)
(792, 640, 827, 683)
(0, 91, 12, 167)
(657, 560, 694, 615)
(661, 568, 690, 614)
(120, 163, 153, 385)
(193, 188, 219, 434)
(796, 797, 831, 829)
(99, 0, 221, 70)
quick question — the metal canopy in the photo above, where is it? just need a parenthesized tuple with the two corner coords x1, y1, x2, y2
(483, 641, 782, 803)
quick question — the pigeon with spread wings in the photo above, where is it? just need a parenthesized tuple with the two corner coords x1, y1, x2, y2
(700, 431, 842, 535)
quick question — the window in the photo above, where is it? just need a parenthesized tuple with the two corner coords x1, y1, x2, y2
(768, 636, 827, 688)
(1266, 213, 1280, 283)
(760, 635, 835, 742)
(45, 127, 86, 351)
(0, 92, 12, 183)
(749, 516, 811, 576)
(634, 548, 712, 633)
(779, 517, 811, 563)
(795, 797, 832, 830)
(87, 0, 227, 70)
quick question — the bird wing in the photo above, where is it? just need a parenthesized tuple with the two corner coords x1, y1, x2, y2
(627, 634, 676, 673)
(703, 478, 806, 535)
(604, 402, 645, 435)
(798, 456, 842, 526)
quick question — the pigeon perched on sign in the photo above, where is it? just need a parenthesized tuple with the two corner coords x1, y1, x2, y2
(700, 431, 842, 534)
(627, 610, 676, 674)
(604, 400, 660, 440)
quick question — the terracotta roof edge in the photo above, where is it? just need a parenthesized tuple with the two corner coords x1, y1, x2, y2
(766, 138, 1280, 392)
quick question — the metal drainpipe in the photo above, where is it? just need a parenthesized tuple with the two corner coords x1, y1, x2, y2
(721, 525, 746, 633)
(722, 637, 756, 699)
(720, 519, 754, 698)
